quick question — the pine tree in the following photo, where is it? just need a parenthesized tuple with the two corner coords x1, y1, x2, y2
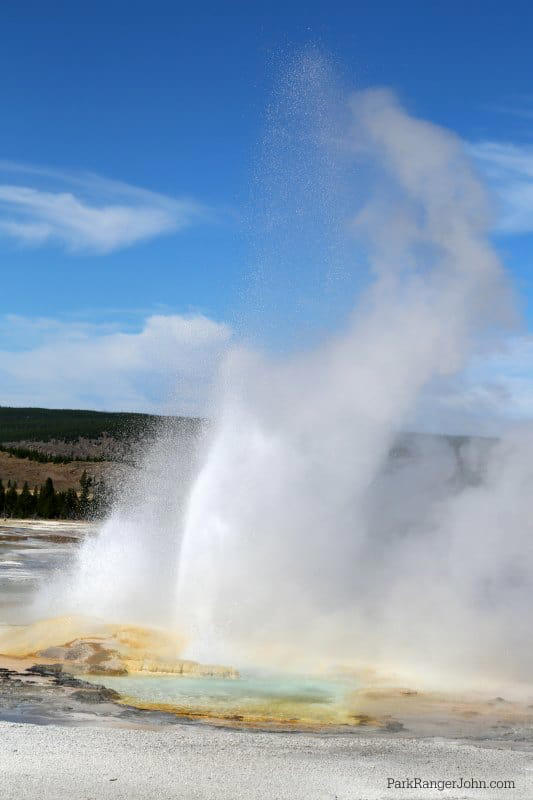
(79, 471, 92, 518)
(16, 482, 33, 518)
(55, 491, 67, 519)
(33, 486, 40, 513)
(92, 478, 112, 518)
(28, 484, 37, 517)
(62, 488, 80, 519)
(37, 477, 57, 519)
(5, 482, 18, 517)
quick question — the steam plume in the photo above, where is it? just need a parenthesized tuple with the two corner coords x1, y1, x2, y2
(46, 56, 531, 693)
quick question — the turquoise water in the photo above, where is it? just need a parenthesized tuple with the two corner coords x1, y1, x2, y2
(84, 671, 356, 724)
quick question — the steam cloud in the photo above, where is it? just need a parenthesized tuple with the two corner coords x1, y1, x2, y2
(49, 57, 532, 694)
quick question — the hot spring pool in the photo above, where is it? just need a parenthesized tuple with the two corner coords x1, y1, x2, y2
(83, 671, 362, 727)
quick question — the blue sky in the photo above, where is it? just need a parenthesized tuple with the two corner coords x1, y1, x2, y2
(1, 1, 533, 419)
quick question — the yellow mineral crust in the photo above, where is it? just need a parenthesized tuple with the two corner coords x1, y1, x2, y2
(0, 616, 238, 678)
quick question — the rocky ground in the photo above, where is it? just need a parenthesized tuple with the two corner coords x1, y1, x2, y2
(0, 659, 180, 728)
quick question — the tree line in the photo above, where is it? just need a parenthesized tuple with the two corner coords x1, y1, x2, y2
(0, 406, 181, 443)
(0, 444, 107, 464)
(0, 471, 113, 520)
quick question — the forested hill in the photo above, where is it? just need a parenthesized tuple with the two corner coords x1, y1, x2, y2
(0, 407, 204, 509)
(0, 406, 201, 443)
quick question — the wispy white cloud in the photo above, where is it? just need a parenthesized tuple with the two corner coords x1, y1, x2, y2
(0, 313, 231, 414)
(0, 162, 206, 253)
(470, 141, 533, 234)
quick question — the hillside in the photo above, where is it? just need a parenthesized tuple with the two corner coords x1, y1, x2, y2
(0, 450, 119, 493)
(0, 406, 203, 498)
(0, 406, 202, 460)
(0, 406, 202, 444)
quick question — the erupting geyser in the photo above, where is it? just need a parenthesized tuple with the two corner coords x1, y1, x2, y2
(39, 53, 533, 695)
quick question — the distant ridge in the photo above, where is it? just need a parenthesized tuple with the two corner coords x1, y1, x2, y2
(0, 406, 202, 444)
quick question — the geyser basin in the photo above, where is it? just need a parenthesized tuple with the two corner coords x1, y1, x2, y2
(82, 670, 366, 728)
(0, 614, 366, 728)
(79, 669, 533, 735)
